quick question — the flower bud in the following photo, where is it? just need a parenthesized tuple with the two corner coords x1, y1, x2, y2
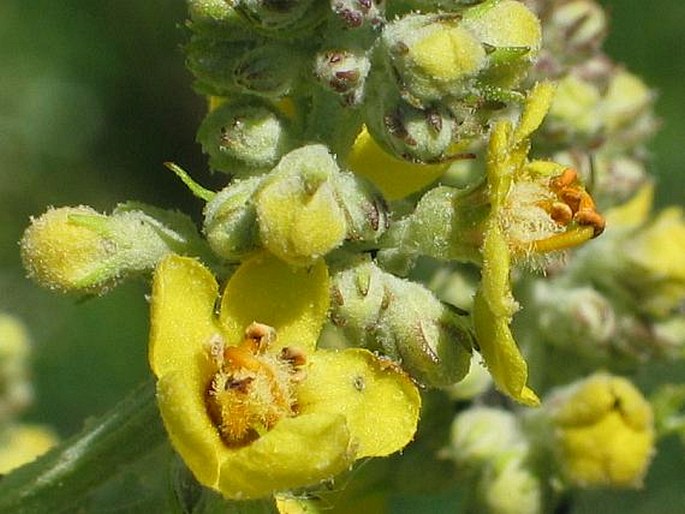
(255, 145, 348, 265)
(185, 36, 245, 97)
(364, 85, 463, 163)
(461, 0, 542, 88)
(377, 13, 486, 105)
(20, 204, 209, 295)
(234, 43, 304, 98)
(187, 0, 256, 40)
(475, 453, 542, 514)
(445, 406, 526, 468)
(528, 0, 607, 71)
(234, 0, 328, 36)
(334, 171, 389, 244)
(203, 176, 263, 260)
(314, 49, 371, 106)
(0, 315, 32, 423)
(197, 98, 291, 176)
(330, 0, 385, 29)
(330, 258, 473, 386)
(533, 281, 617, 358)
(545, 373, 655, 488)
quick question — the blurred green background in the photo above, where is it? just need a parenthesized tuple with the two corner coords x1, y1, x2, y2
(0, 1, 682, 512)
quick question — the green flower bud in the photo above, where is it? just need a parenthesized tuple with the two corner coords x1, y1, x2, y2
(255, 145, 348, 265)
(186, 36, 246, 96)
(197, 98, 291, 176)
(445, 407, 527, 468)
(314, 49, 371, 106)
(234, 0, 328, 36)
(443, 354, 492, 401)
(187, 0, 256, 40)
(383, 184, 490, 264)
(330, 258, 473, 386)
(330, 0, 385, 29)
(533, 281, 617, 359)
(0, 315, 32, 423)
(20, 203, 209, 295)
(364, 83, 464, 163)
(203, 176, 263, 260)
(530, 0, 607, 66)
(475, 454, 542, 514)
(334, 171, 389, 243)
(234, 43, 304, 98)
(378, 13, 487, 105)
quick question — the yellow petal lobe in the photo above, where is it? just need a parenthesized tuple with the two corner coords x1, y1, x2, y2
(219, 252, 329, 351)
(297, 348, 421, 458)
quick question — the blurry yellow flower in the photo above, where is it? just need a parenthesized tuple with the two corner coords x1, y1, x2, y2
(473, 82, 604, 406)
(548, 373, 655, 488)
(149, 253, 420, 499)
(0, 424, 58, 475)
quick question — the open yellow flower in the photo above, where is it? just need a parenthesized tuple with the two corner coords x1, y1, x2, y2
(149, 252, 420, 499)
(473, 82, 605, 406)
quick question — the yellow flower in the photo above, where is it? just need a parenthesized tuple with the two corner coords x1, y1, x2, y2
(345, 126, 449, 200)
(547, 373, 655, 488)
(149, 253, 420, 499)
(473, 82, 604, 406)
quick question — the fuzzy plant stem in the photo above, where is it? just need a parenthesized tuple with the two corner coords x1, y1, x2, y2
(0, 380, 165, 514)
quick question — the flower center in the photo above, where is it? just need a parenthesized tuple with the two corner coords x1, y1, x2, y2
(205, 322, 306, 447)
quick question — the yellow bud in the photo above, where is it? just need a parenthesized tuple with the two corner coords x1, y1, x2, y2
(20, 206, 115, 294)
(548, 373, 655, 488)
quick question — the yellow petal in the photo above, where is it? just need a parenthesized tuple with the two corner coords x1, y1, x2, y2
(297, 348, 421, 458)
(514, 81, 556, 144)
(473, 223, 539, 406)
(605, 182, 654, 228)
(346, 127, 447, 200)
(216, 413, 354, 499)
(156, 371, 222, 487)
(219, 252, 329, 351)
(149, 255, 220, 378)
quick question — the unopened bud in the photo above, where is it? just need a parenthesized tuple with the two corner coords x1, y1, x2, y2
(544, 373, 655, 488)
(330, 258, 473, 386)
(197, 98, 291, 176)
(314, 49, 371, 106)
(187, 0, 255, 40)
(378, 13, 486, 105)
(330, 0, 385, 29)
(203, 176, 263, 260)
(235, 0, 328, 36)
(255, 145, 347, 265)
(475, 453, 542, 514)
(20, 204, 208, 295)
(445, 407, 526, 468)
(234, 43, 304, 98)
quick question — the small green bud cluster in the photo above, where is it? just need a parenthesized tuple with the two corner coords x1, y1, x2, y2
(329, 257, 473, 386)
(203, 144, 388, 265)
(364, 0, 542, 162)
(20, 203, 211, 295)
(442, 406, 542, 514)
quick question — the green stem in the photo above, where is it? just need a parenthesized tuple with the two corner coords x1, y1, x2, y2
(0, 380, 166, 514)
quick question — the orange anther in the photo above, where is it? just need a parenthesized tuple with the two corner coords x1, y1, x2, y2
(551, 168, 578, 191)
(574, 209, 606, 237)
(550, 201, 574, 225)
